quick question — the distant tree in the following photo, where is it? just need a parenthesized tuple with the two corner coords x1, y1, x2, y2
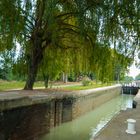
(123, 76, 134, 83)
(0, 49, 16, 80)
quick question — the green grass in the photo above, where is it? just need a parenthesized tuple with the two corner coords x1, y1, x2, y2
(0, 80, 44, 91)
(0, 80, 114, 91)
(63, 83, 113, 90)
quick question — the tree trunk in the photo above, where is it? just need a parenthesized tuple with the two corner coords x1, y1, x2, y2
(24, 41, 43, 90)
(43, 73, 49, 88)
(62, 72, 68, 83)
(64, 73, 68, 83)
(24, 60, 40, 90)
(24, 0, 49, 90)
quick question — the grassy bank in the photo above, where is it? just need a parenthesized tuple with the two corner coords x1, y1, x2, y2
(0, 80, 114, 91)
(0, 80, 44, 91)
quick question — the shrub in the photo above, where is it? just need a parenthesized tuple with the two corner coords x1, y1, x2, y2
(82, 77, 91, 86)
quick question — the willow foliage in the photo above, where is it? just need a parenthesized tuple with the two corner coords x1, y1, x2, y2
(0, 0, 139, 89)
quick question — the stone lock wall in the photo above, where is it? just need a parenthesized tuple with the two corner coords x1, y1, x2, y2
(72, 86, 121, 119)
(0, 99, 73, 140)
(0, 103, 51, 140)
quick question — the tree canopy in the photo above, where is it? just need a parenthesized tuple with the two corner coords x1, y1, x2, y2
(0, 0, 139, 89)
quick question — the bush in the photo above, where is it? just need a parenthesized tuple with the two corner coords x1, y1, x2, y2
(82, 77, 91, 86)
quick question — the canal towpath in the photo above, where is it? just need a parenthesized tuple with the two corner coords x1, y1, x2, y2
(94, 90, 140, 140)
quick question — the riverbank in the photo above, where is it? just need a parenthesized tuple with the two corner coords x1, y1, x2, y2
(94, 90, 140, 140)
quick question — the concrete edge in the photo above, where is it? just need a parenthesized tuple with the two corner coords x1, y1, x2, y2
(0, 84, 121, 111)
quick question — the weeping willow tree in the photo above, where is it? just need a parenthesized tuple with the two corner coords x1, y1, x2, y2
(0, 0, 139, 89)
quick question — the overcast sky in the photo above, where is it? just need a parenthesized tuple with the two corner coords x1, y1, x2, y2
(128, 63, 140, 78)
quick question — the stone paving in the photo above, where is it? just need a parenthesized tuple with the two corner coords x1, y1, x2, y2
(94, 90, 140, 140)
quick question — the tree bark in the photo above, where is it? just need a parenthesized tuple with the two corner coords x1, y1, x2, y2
(24, 47, 43, 90)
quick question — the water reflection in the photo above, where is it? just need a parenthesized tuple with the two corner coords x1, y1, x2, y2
(40, 95, 134, 140)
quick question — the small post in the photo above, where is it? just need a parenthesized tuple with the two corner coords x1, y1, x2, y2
(126, 119, 136, 134)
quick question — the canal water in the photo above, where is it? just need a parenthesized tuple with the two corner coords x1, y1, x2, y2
(40, 95, 134, 140)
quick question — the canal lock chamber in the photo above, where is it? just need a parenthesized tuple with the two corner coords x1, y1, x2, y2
(0, 85, 136, 140)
